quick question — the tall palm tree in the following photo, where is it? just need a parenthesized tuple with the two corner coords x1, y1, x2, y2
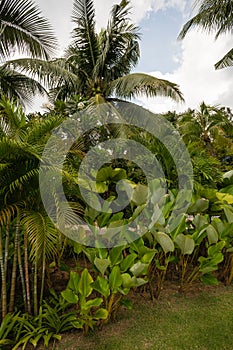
(10, 0, 184, 104)
(178, 0, 233, 69)
(0, 0, 57, 105)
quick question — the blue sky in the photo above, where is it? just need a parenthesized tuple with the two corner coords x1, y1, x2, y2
(34, 0, 233, 113)
(136, 8, 183, 73)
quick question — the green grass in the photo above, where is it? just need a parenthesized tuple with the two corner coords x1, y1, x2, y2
(45, 284, 233, 350)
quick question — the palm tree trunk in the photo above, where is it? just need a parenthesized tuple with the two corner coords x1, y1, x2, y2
(9, 218, 20, 312)
(4, 221, 10, 274)
(33, 260, 38, 315)
(17, 234, 27, 312)
(24, 225, 31, 314)
(40, 249, 46, 307)
(0, 227, 7, 318)
(39, 216, 47, 306)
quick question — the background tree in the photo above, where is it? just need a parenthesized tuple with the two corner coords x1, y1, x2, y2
(0, 0, 57, 105)
(178, 0, 233, 69)
(177, 102, 232, 155)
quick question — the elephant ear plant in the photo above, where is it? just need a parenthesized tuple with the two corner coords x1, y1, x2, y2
(61, 269, 108, 335)
(83, 243, 155, 322)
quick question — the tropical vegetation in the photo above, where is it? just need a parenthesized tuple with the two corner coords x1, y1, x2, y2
(0, 0, 233, 349)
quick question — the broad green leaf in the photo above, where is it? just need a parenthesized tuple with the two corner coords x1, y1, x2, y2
(206, 225, 218, 244)
(96, 182, 108, 193)
(130, 262, 148, 276)
(150, 187, 166, 205)
(109, 266, 122, 292)
(209, 252, 224, 266)
(91, 276, 110, 298)
(149, 204, 165, 228)
(120, 298, 133, 309)
(219, 185, 233, 195)
(201, 274, 218, 286)
(223, 206, 233, 223)
(193, 214, 209, 230)
(175, 234, 195, 255)
(129, 237, 146, 255)
(121, 273, 134, 288)
(78, 268, 93, 297)
(111, 168, 127, 181)
(131, 184, 148, 205)
(120, 253, 137, 272)
(84, 298, 103, 309)
(141, 251, 156, 264)
(94, 257, 110, 275)
(208, 242, 225, 256)
(189, 198, 209, 213)
(169, 214, 186, 239)
(61, 289, 78, 304)
(109, 246, 123, 266)
(154, 232, 174, 254)
(96, 167, 113, 181)
(131, 276, 148, 287)
(67, 271, 80, 293)
(216, 192, 233, 204)
(97, 212, 112, 227)
(97, 248, 108, 259)
(72, 242, 83, 255)
(94, 308, 108, 320)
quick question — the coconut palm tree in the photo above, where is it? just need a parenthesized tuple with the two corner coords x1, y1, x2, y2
(178, 0, 233, 69)
(0, 0, 57, 105)
(10, 0, 184, 104)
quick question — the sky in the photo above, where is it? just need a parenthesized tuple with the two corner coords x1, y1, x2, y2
(33, 0, 233, 114)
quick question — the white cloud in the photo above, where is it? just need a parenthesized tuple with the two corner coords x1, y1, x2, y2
(34, 0, 189, 52)
(137, 31, 233, 113)
(94, 0, 188, 25)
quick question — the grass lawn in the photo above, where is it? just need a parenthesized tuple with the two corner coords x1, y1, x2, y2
(43, 283, 233, 350)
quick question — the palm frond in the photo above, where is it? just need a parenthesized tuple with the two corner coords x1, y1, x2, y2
(94, 0, 140, 81)
(0, 0, 57, 59)
(178, 0, 233, 70)
(0, 203, 19, 226)
(178, 0, 233, 39)
(109, 73, 184, 102)
(70, 0, 99, 75)
(21, 212, 58, 263)
(0, 63, 46, 106)
(215, 47, 233, 69)
(3, 58, 79, 89)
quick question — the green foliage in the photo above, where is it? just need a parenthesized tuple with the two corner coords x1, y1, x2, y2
(61, 269, 108, 334)
(0, 301, 76, 350)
